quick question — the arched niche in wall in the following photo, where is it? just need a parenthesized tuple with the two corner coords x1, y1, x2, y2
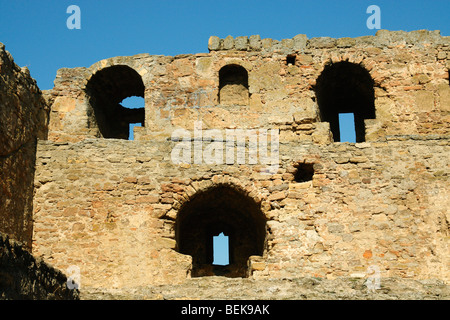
(314, 60, 375, 142)
(175, 185, 266, 278)
(218, 64, 249, 106)
(85, 65, 145, 139)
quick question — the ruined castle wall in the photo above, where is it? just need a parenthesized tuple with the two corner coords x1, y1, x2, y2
(32, 136, 449, 290)
(0, 43, 48, 249)
(32, 30, 450, 292)
(46, 30, 450, 144)
(32, 139, 192, 289)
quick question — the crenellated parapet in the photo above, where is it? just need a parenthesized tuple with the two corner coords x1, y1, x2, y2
(208, 30, 450, 53)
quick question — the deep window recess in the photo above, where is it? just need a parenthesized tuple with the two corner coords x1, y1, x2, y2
(176, 185, 266, 278)
(85, 65, 145, 140)
(286, 54, 296, 65)
(218, 64, 249, 106)
(294, 163, 315, 183)
(314, 61, 375, 142)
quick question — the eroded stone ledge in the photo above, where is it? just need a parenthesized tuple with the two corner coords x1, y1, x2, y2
(208, 30, 450, 53)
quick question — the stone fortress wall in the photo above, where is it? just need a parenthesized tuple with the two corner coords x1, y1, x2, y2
(1, 29, 449, 298)
(46, 29, 450, 144)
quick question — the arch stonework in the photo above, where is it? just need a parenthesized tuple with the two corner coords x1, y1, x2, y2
(215, 58, 253, 73)
(170, 177, 268, 277)
(84, 64, 146, 140)
(165, 175, 270, 221)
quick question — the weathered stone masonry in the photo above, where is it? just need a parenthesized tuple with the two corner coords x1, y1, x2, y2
(32, 136, 449, 289)
(0, 42, 48, 250)
(46, 30, 450, 144)
(0, 232, 79, 299)
(1, 29, 449, 298)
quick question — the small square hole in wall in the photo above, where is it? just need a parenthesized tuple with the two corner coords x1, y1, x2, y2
(294, 163, 315, 182)
(286, 54, 296, 66)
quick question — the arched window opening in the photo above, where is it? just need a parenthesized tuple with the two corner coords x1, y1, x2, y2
(314, 61, 375, 142)
(86, 65, 145, 140)
(121, 96, 145, 140)
(219, 64, 249, 106)
(176, 185, 266, 278)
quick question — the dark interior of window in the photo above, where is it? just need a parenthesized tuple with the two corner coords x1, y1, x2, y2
(286, 54, 296, 65)
(218, 64, 249, 106)
(293, 163, 315, 183)
(85, 65, 145, 139)
(314, 61, 375, 142)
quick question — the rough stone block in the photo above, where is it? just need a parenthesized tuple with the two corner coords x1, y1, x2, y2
(223, 35, 234, 50)
(375, 97, 395, 121)
(293, 34, 307, 51)
(309, 37, 336, 48)
(354, 35, 374, 46)
(438, 83, 450, 111)
(281, 38, 294, 49)
(261, 38, 273, 48)
(437, 51, 447, 60)
(235, 36, 249, 51)
(268, 191, 287, 201)
(249, 35, 261, 50)
(415, 90, 435, 111)
(208, 36, 221, 51)
(336, 37, 356, 48)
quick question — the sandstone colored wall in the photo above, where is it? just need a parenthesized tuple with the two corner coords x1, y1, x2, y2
(32, 137, 449, 290)
(0, 42, 48, 249)
(46, 30, 450, 144)
(0, 232, 79, 299)
(31, 30, 450, 293)
(81, 277, 449, 300)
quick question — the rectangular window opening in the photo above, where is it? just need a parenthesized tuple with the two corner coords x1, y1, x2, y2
(338, 113, 356, 143)
(213, 232, 229, 266)
(128, 122, 141, 140)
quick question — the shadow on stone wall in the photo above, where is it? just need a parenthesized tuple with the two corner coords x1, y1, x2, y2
(0, 42, 49, 249)
(0, 232, 79, 300)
